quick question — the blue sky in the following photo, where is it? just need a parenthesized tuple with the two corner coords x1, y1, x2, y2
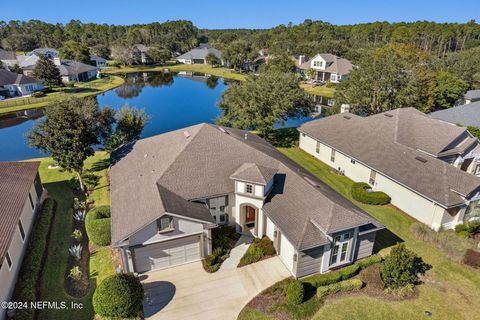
(4, 0, 479, 28)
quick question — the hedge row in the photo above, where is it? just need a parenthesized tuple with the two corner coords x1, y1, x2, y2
(351, 182, 391, 205)
(13, 198, 56, 320)
(85, 205, 111, 246)
(303, 255, 382, 288)
(286, 280, 305, 305)
(316, 279, 364, 298)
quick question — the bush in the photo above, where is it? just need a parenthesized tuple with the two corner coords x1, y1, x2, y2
(13, 199, 56, 320)
(316, 279, 363, 298)
(85, 205, 111, 246)
(64, 82, 75, 88)
(463, 249, 480, 268)
(238, 237, 276, 267)
(356, 255, 382, 269)
(351, 182, 391, 205)
(31, 91, 46, 98)
(203, 247, 228, 273)
(339, 264, 360, 280)
(455, 222, 480, 237)
(93, 273, 144, 318)
(257, 237, 276, 256)
(381, 243, 430, 289)
(286, 280, 305, 305)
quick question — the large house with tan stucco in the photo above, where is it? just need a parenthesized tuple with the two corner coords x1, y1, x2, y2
(299, 108, 480, 231)
(110, 124, 383, 278)
(0, 162, 43, 320)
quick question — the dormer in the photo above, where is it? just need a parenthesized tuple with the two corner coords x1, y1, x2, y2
(230, 163, 278, 198)
(310, 54, 327, 70)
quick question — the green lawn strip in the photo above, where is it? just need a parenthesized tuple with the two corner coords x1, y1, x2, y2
(31, 152, 114, 320)
(237, 307, 277, 320)
(0, 76, 124, 115)
(277, 147, 480, 320)
(300, 83, 335, 97)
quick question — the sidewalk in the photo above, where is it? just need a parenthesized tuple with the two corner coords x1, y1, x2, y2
(220, 234, 253, 270)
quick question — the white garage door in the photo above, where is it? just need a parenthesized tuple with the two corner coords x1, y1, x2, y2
(133, 235, 201, 273)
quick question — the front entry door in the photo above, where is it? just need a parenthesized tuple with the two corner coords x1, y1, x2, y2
(246, 206, 256, 223)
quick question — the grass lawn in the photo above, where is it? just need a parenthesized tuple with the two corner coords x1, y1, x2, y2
(238, 144, 480, 320)
(0, 75, 124, 115)
(32, 152, 114, 320)
(105, 63, 247, 81)
(300, 83, 335, 97)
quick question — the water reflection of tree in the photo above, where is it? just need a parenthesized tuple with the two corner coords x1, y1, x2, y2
(206, 76, 219, 90)
(116, 72, 175, 98)
(115, 83, 144, 99)
(147, 72, 174, 87)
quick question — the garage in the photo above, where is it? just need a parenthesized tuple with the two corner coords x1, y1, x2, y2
(133, 235, 201, 273)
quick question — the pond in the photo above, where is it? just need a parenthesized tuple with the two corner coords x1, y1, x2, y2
(0, 71, 315, 161)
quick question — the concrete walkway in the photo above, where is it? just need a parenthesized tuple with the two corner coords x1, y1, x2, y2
(142, 256, 290, 320)
(220, 234, 253, 270)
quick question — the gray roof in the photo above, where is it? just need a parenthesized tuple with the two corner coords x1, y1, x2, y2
(230, 163, 278, 185)
(0, 49, 16, 60)
(430, 102, 480, 128)
(298, 53, 353, 75)
(0, 69, 41, 86)
(56, 60, 98, 76)
(0, 162, 40, 264)
(90, 54, 106, 62)
(28, 48, 59, 58)
(465, 90, 480, 100)
(177, 43, 222, 61)
(299, 108, 480, 208)
(17, 55, 39, 69)
(110, 123, 382, 248)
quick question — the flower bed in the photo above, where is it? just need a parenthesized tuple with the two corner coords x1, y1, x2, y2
(351, 182, 391, 205)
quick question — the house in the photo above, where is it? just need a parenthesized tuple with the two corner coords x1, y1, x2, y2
(297, 54, 353, 83)
(27, 48, 59, 59)
(16, 55, 40, 77)
(133, 44, 152, 64)
(0, 49, 18, 69)
(0, 70, 44, 98)
(0, 162, 43, 320)
(239, 56, 266, 73)
(299, 107, 480, 231)
(176, 43, 224, 65)
(430, 101, 480, 129)
(53, 57, 99, 82)
(89, 55, 107, 68)
(463, 90, 480, 105)
(110, 123, 383, 278)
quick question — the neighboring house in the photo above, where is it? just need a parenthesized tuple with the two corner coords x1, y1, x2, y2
(27, 48, 59, 59)
(176, 43, 224, 65)
(89, 55, 107, 68)
(0, 49, 18, 69)
(239, 56, 266, 73)
(297, 54, 353, 83)
(133, 44, 152, 64)
(430, 101, 480, 129)
(0, 70, 44, 97)
(463, 90, 480, 105)
(299, 107, 480, 231)
(53, 57, 99, 82)
(16, 55, 40, 77)
(0, 162, 43, 320)
(110, 123, 383, 278)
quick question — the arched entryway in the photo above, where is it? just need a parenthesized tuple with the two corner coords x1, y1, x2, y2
(240, 204, 258, 235)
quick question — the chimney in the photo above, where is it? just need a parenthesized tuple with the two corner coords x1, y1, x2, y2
(53, 57, 61, 66)
(298, 55, 306, 65)
(340, 104, 350, 113)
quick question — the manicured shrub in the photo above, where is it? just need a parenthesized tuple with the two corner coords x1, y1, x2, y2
(381, 243, 430, 289)
(85, 205, 111, 246)
(257, 237, 276, 256)
(466, 221, 480, 235)
(93, 273, 144, 318)
(463, 249, 480, 268)
(316, 279, 363, 298)
(351, 182, 391, 205)
(31, 91, 46, 97)
(356, 255, 382, 269)
(286, 280, 305, 305)
(64, 82, 75, 88)
(304, 270, 343, 288)
(238, 237, 276, 267)
(339, 264, 360, 280)
(202, 247, 228, 273)
(13, 198, 56, 320)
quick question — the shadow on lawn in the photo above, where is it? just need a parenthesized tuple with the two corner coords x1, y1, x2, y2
(373, 228, 404, 253)
(90, 158, 110, 172)
(268, 127, 299, 148)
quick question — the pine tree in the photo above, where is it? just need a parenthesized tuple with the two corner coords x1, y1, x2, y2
(34, 55, 62, 88)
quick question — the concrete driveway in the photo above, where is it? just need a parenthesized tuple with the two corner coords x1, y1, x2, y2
(142, 256, 290, 320)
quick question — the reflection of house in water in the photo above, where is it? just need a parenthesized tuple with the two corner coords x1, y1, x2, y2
(310, 94, 335, 115)
(0, 108, 44, 129)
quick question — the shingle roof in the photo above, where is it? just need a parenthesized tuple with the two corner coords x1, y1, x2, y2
(177, 43, 222, 61)
(465, 90, 480, 100)
(0, 69, 41, 86)
(298, 53, 353, 75)
(110, 123, 382, 248)
(0, 48, 16, 60)
(299, 108, 480, 207)
(56, 60, 98, 76)
(430, 102, 480, 128)
(230, 163, 278, 185)
(28, 48, 59, 58)
(0, 162, 40, 264)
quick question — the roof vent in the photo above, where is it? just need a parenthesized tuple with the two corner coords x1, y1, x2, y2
(343, 115, 351, 120)
(183, 131, 191, 138)
(415, 156, 428, 163)
(244, 133, 248, 140)
(384, 113, 393, 118)
(304, 176, 319, 187)
(143, 154, 148, 158)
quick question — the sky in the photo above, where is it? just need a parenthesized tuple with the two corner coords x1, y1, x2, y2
(3, 0, 479, 29)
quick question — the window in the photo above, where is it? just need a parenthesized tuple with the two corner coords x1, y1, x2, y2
(330, 74, 337, 82)
(475, 164, 480, 175)
(340, 243, 348, 261)
(28, 193, 34, 210)
(330, 232, 351, 266)
(369, 170, 377, 186)
(246, 184, 253, 194)
(313, 60, 323, 67)
(157, 216, 172, 232)
(315, 141, 320, 154)
(18, 220, 25, 241)
(209, 196, 228, 224)
(327, 99, 335, 106)
(330, 149, 336, 162)
(6, 251, 12, 269)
